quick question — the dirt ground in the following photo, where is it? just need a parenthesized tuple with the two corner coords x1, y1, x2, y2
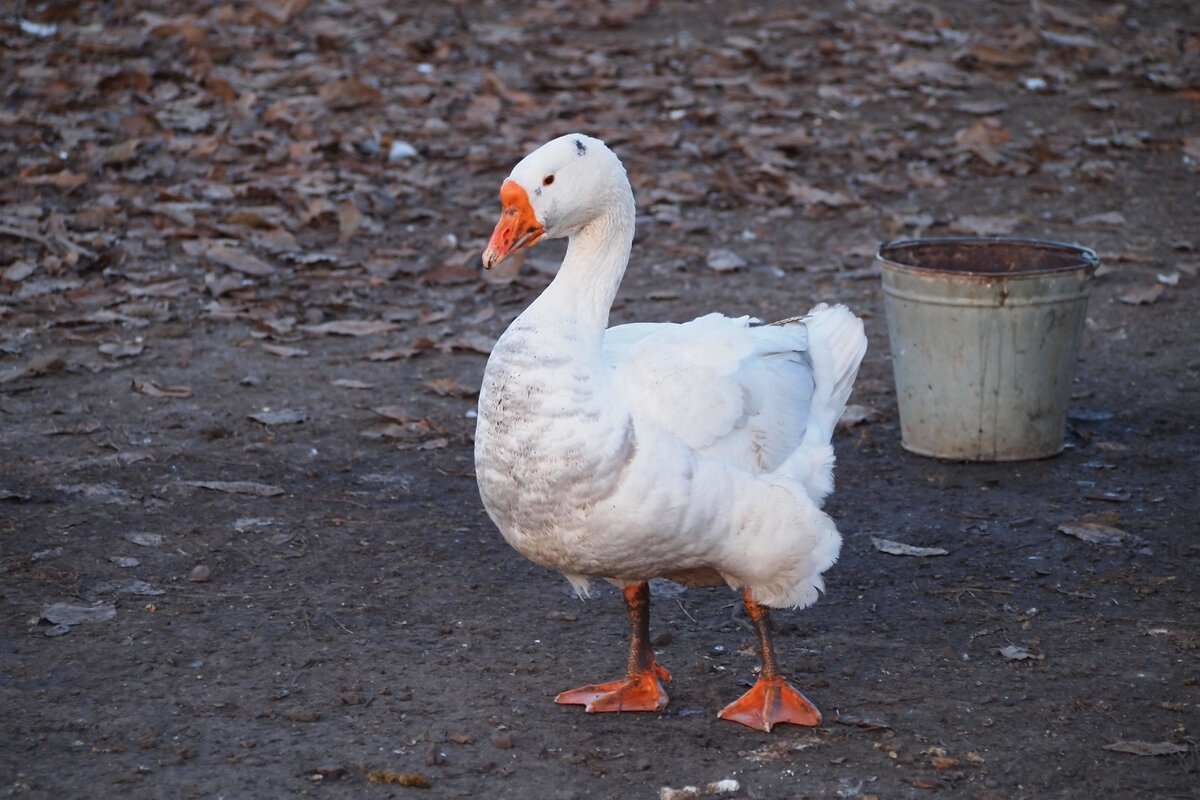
(2, 1, 1198, 798)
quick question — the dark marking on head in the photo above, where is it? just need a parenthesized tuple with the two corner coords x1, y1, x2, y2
(534, 186, 542, 197)
(574, 138, 587, 156)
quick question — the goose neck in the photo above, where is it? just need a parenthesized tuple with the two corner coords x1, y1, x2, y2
(540, 204, 635, 333)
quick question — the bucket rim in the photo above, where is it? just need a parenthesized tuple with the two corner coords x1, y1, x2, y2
(877, 236, 1100, 277)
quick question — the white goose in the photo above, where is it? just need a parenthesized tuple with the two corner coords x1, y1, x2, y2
(475, 134, 867, 731)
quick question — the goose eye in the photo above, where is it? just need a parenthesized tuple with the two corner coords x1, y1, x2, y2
(542, 174, 555, 186)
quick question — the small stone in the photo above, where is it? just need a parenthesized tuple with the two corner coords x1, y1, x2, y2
(189, 565, 212, 583)
(706, 248, 746, 273)
(388, 140, 419, 161)
(490, 731, 513, 750)
(659, 787, 700, 800)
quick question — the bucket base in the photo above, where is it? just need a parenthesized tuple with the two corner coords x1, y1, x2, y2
(898, 439, 1064, 462)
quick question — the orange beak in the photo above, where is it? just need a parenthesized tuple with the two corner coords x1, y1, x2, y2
(482, 181, 543, 269)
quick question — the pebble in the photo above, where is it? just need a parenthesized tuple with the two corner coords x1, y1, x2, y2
(189, 564, 211, 582)
(314, 762, 346, 779)
(388, 140, 418, 161)
(706, 248, 746, 273)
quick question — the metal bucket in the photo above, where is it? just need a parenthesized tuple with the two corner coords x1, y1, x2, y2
(878, 238, 1098, 461)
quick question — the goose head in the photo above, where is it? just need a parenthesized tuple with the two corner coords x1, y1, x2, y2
(483, 134, 629, 269)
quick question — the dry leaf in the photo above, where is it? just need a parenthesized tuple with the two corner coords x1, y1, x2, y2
(998, 644, 1042, 661)
(102, 139, 140, 165)
(185, 480, 286, 497)
(954, 117, 1012, 161)
(1076, 210, 1127, 230)
(0, 354, 65, 383)
(133, 378, 192, 398)
(1103, 741, 1189, 757)
(871, 537, 948, 557)
(419, 260, 480, 285)
(205, 271, 245, 297)
(301, 320, 402, 336)
(482, 247, 525, 284)
(959, 42, 1032, 68)
(360, 422, 410, 440)
(204, 243, 276, 276)
(423, 378, 477, 397)
(249, 408, 306, 425)
(20, 168, 89, 190)
(785, 182, 859, 208)
(949, 215, 1021, 236)
(337, 200, 364, 243)
(371, 404, 414, 422)
(1056, 521, 1131, 545)
(99, 341, 145, 358)
(2, 259, 38, 281)
(41, 602, 117, 626)
(398, 437, 449, 451)
(442, 333, 495, 354)
(1117, 284, 1164, 305)
(320, 78, 383, 109)
(838, 404, 881, 429)
(262, 343, 308, 358)
(367, 771, 430, 787)
(124, 532, 164, 546)
(363, 346, 417, 361)
(955, 99, 1009, 115)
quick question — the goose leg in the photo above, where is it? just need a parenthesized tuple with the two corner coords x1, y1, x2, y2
(718, 589, 822, 731)
(555, 582, 671, 713)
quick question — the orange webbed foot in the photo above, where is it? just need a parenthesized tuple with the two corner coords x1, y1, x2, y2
(555, 663, 671, 713)
(718, 675, 822, 732)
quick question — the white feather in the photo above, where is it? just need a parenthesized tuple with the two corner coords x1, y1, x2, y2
(475, 134, 867, 609)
